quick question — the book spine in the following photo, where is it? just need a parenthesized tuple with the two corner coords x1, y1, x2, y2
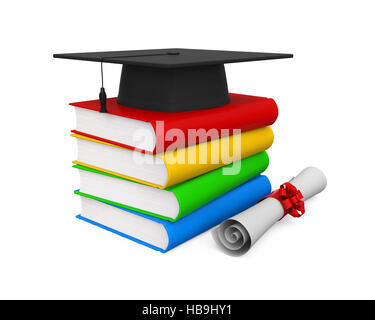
(164, 175, 272, 251)
(154, 98, 278, 153)
(171, 151, 270, 220)
(162, 127, 274, 188)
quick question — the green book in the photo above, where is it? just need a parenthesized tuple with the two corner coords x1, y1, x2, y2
(74, 151, 269, 222)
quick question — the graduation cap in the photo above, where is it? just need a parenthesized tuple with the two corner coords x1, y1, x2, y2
(53, 48, 293, 113)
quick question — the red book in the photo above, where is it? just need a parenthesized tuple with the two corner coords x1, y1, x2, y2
(71, 93, 278, 154)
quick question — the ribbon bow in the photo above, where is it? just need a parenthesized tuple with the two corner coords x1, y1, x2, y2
(266, 182, 305, 218)
(278, 182, 305, 218)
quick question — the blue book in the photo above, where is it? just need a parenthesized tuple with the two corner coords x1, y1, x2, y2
(76, 175, 271, 252)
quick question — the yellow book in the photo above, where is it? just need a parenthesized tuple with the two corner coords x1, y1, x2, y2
(72, 126, 274, 189)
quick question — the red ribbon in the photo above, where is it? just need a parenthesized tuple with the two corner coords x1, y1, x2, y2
(266, 182, 305, 219)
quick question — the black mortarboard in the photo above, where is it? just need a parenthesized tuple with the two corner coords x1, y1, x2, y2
(53, 48, 292, 112)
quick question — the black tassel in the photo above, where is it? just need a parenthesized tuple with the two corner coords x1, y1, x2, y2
(99, 87, 107, 113)
(99, 61, 107, 113)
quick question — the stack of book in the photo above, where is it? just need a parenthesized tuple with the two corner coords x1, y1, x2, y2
(54, 48, 293, 252)
(71, 93, 277, 252)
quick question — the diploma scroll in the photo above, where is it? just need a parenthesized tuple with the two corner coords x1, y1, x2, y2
(212, 167, 327, 256)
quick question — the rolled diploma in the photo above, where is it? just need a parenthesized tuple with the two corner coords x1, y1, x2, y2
(212, 167, 327, 256)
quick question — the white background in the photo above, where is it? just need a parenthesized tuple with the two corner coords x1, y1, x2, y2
(1, 0, 374, 299)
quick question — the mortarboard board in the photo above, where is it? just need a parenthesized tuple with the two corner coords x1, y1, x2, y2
(53, 48, 293, 113)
